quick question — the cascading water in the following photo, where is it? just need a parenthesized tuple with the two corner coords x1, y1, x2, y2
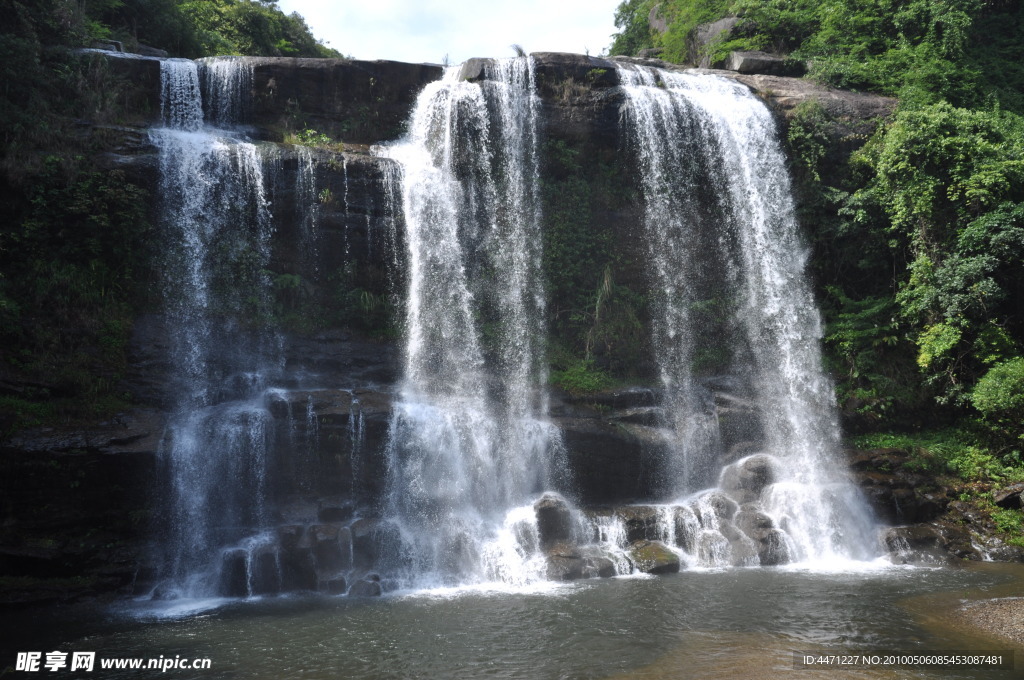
(615, 64, 878, 566)
(152, 58, 282, 595)
(376, 57, 562, 588)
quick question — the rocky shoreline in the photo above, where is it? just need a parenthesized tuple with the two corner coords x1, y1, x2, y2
(954, 597, 1024, 646)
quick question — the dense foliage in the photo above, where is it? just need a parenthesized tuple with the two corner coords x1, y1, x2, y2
(610, 1, 1024, 461)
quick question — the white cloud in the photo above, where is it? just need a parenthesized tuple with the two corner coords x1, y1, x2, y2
(277, 0, 623, 64)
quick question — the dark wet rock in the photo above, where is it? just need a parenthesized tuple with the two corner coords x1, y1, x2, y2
(716, 405, 764, 454)
(310, 524, 349, 572)
(279, 548, 318, 591)
(629, 540, 680, 574)
(7, 409, 165, 456)
(347, 579, 382, 597)
(218, 549, 249, 597)
(734, 507, 774, 540)
(844, 448, 949, 524)
(695, 491, 739, 522)
(245, 57, 442, 144)
(728, 534, 759, 566)
(883, 525, 951, 565)
(993, 483, 1024, 509)
(318, 505, 354, 523)
(757, 529, 791, 566)
(546, 555, 585, 581)
(606, 406, 664, 427)
(672, 506, 699, 552)
(531, 52, 619, 90)
(350, 519, 402, 571)
(578, 545, 620, 578)
(276, 525, 306, 551)
(554, 416, 667, 504)
(326, 576, 348, 594)
(985, 543, 1024, 562)
(616, 506, 664, 543)
(250, 548, 280, 595)
(534, 494, 573, 550)
(348, 575, 382, 597)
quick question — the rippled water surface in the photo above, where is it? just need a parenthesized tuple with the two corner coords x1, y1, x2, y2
(5, 564, 1023, 679)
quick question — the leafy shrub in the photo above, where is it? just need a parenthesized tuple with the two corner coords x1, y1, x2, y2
(551, 359, 614, 395)
(972, 357, 1024, 425)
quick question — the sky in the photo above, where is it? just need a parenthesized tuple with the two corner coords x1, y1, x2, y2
(275, 0, 624, 65)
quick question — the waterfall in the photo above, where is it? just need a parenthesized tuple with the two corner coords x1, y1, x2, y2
(199, 56, 253, 128)
(152, 58, 281, 594)
(617, 64, 877, 564)
(376, 57, 562, 587)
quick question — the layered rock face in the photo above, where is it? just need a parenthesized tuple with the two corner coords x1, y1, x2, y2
(1, 51, 905, 604)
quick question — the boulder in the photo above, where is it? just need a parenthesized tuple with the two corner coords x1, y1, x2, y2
(250, 548, 280, 595)
(546, 553, 586, 581)
(757, 529, 790, 566)
(616, 506, 664, 543)
(672, 505, 700, 552)
(578, 545, 621, 578)
(696, 531, 732, 566)
(134, 44, 168, 58)
(721, 72, 897, 127)
(689, 17, 740, 67)
(348, 574, 382, 597)
(534, 494, 574, 549)
(628, 540, 681, 574)
(719, 454, 780, 504)
(882, 525, 950, 565)
(993, 483, 1024, 509)
(458, 58, 491, 82)
(218, 549, 249, 597)
(325, 576, 348, 594)
(734, 507, 774, 540)
(725, 51, 805, 77)
(693, 491, 739, 523)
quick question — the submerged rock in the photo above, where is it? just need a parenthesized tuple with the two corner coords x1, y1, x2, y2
(348, 573, 382, 597)
(628, 540, 681, 574)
